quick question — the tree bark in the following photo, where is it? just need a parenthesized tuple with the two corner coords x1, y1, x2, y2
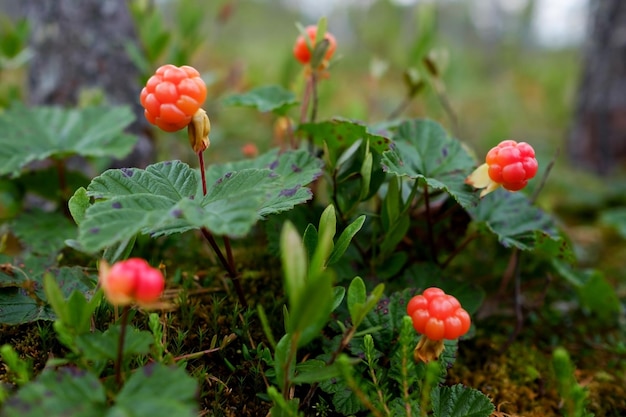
(5, 0, 154, 168)
(568, 0, 626, 175)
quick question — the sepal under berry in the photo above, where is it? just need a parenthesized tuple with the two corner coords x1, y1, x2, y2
(465, 162, 501, 198)
(187, 108, 211, 153)
(413, 335, 445, 363)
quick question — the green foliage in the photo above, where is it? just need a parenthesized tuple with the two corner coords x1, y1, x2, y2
(552, 260, 620, 321)
(11, 210, 76, 256)
(222, 85, 298, 115)
(2, 367, 107, 417)
(0, 344, 32, 386)
(2, 364, 198, 417)
(381, 118, 478, 210)
(0, 104, 136, 178)
(552, 347, 594, 417)
(430, 384, 495, 417)
(298, 118, 392, 167)
(74, 149, 323, 253)
(0, 256, 97, 325)
(468, 188, 574, 259)
(600, 207, 626, 239)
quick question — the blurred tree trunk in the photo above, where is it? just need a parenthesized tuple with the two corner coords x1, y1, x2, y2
(12, 0, 154, 168)
(568, 0, 626, 175)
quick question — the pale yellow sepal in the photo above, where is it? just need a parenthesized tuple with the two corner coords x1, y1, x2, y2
(465, 163, 501, 198)
(188, 108, 211, 153)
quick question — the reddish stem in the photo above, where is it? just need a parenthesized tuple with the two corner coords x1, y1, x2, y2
(115, 305, 130, 388)
(197, 151, 207, 195)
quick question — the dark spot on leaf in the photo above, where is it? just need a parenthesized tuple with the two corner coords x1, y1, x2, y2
(269, 160, 279, 170)
(337, 135, 343, 141)
(89, 227, 100, 234)
(189, 195, 195, 200)
(164, 161, 172, 165)
(291, 163, 301, 173)
(442, 147, 448, 157)
(112, 202, 122, 209)
(377, 140, 382, 146)
(142, 363, 156, 377)
(171, 209, 183, 218)
(121, 168, 134, 177)
(279, 186, 300, 197)
(382, 164, 389, 172)
(225, 172, 233, 179)
(216, 178, 223, 185)
(269, 172, 279, 178)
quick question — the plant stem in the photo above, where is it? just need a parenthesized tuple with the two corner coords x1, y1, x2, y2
(299, 74, 313, 124)
(115, 305, 130, 388)
(200, 227, 247, 308)
(196, 151, 247, 308)
(309, 72, 319, 124)
(441, 232, 479, 269)
(197, 151, 207, 195)
(422, 183, 438, 264)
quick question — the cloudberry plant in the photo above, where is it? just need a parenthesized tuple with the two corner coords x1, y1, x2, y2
(407, 287, 471, 362)
(99, 258, 165, 307)
(140, 64, 207, 132)
(466, 139, 538, 197)
(293, 25, 337, 66)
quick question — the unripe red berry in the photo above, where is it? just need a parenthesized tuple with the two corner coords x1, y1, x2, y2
(140, 64, 207, 132)
(293, 25, 337, 65)
(99, 258, 165, 307)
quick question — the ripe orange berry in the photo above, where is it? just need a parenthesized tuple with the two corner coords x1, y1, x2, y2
(293, 25, 337, 65)
(485, 140, 538, 192)
(140, 64, 207, 132)
(407, 287, 471, 341)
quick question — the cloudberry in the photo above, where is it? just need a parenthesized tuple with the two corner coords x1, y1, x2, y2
(466, 140, 538, 197)
(99, 258, 165, 307)
(293, 25, 337, 66)
(140, 64, 207, 132)
(407, 287, 471, 362)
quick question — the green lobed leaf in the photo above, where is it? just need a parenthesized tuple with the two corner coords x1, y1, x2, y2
(2, 367, 107, 416)
(112, 363, 198, 417)
(0, 257, 97, 325)
(298, 118, 392, 165)
(205, 148, 323, 217)
(431, 384, 495, 417)
(467, 188, 572, 257)
(77, 150, 323, 254)
(68, 187, 90, 226)
(75, 325, 153, 362)
(221, 85, 298, 114)
(381, 118, 479, 210)
(77, 161, 268, 252)
(11, 209, 76, 255)
(0, 103, 136, 177)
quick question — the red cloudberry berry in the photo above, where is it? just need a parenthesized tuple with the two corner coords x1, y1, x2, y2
(407, 287, 471, 362)
(485, 140, 538, 191)
(465, 140, 538, 197)
(140, 64, 207, 132)
(407, 288, 470, 341)
(293, 25, 337, 66)
(99, 258, 165, 307)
